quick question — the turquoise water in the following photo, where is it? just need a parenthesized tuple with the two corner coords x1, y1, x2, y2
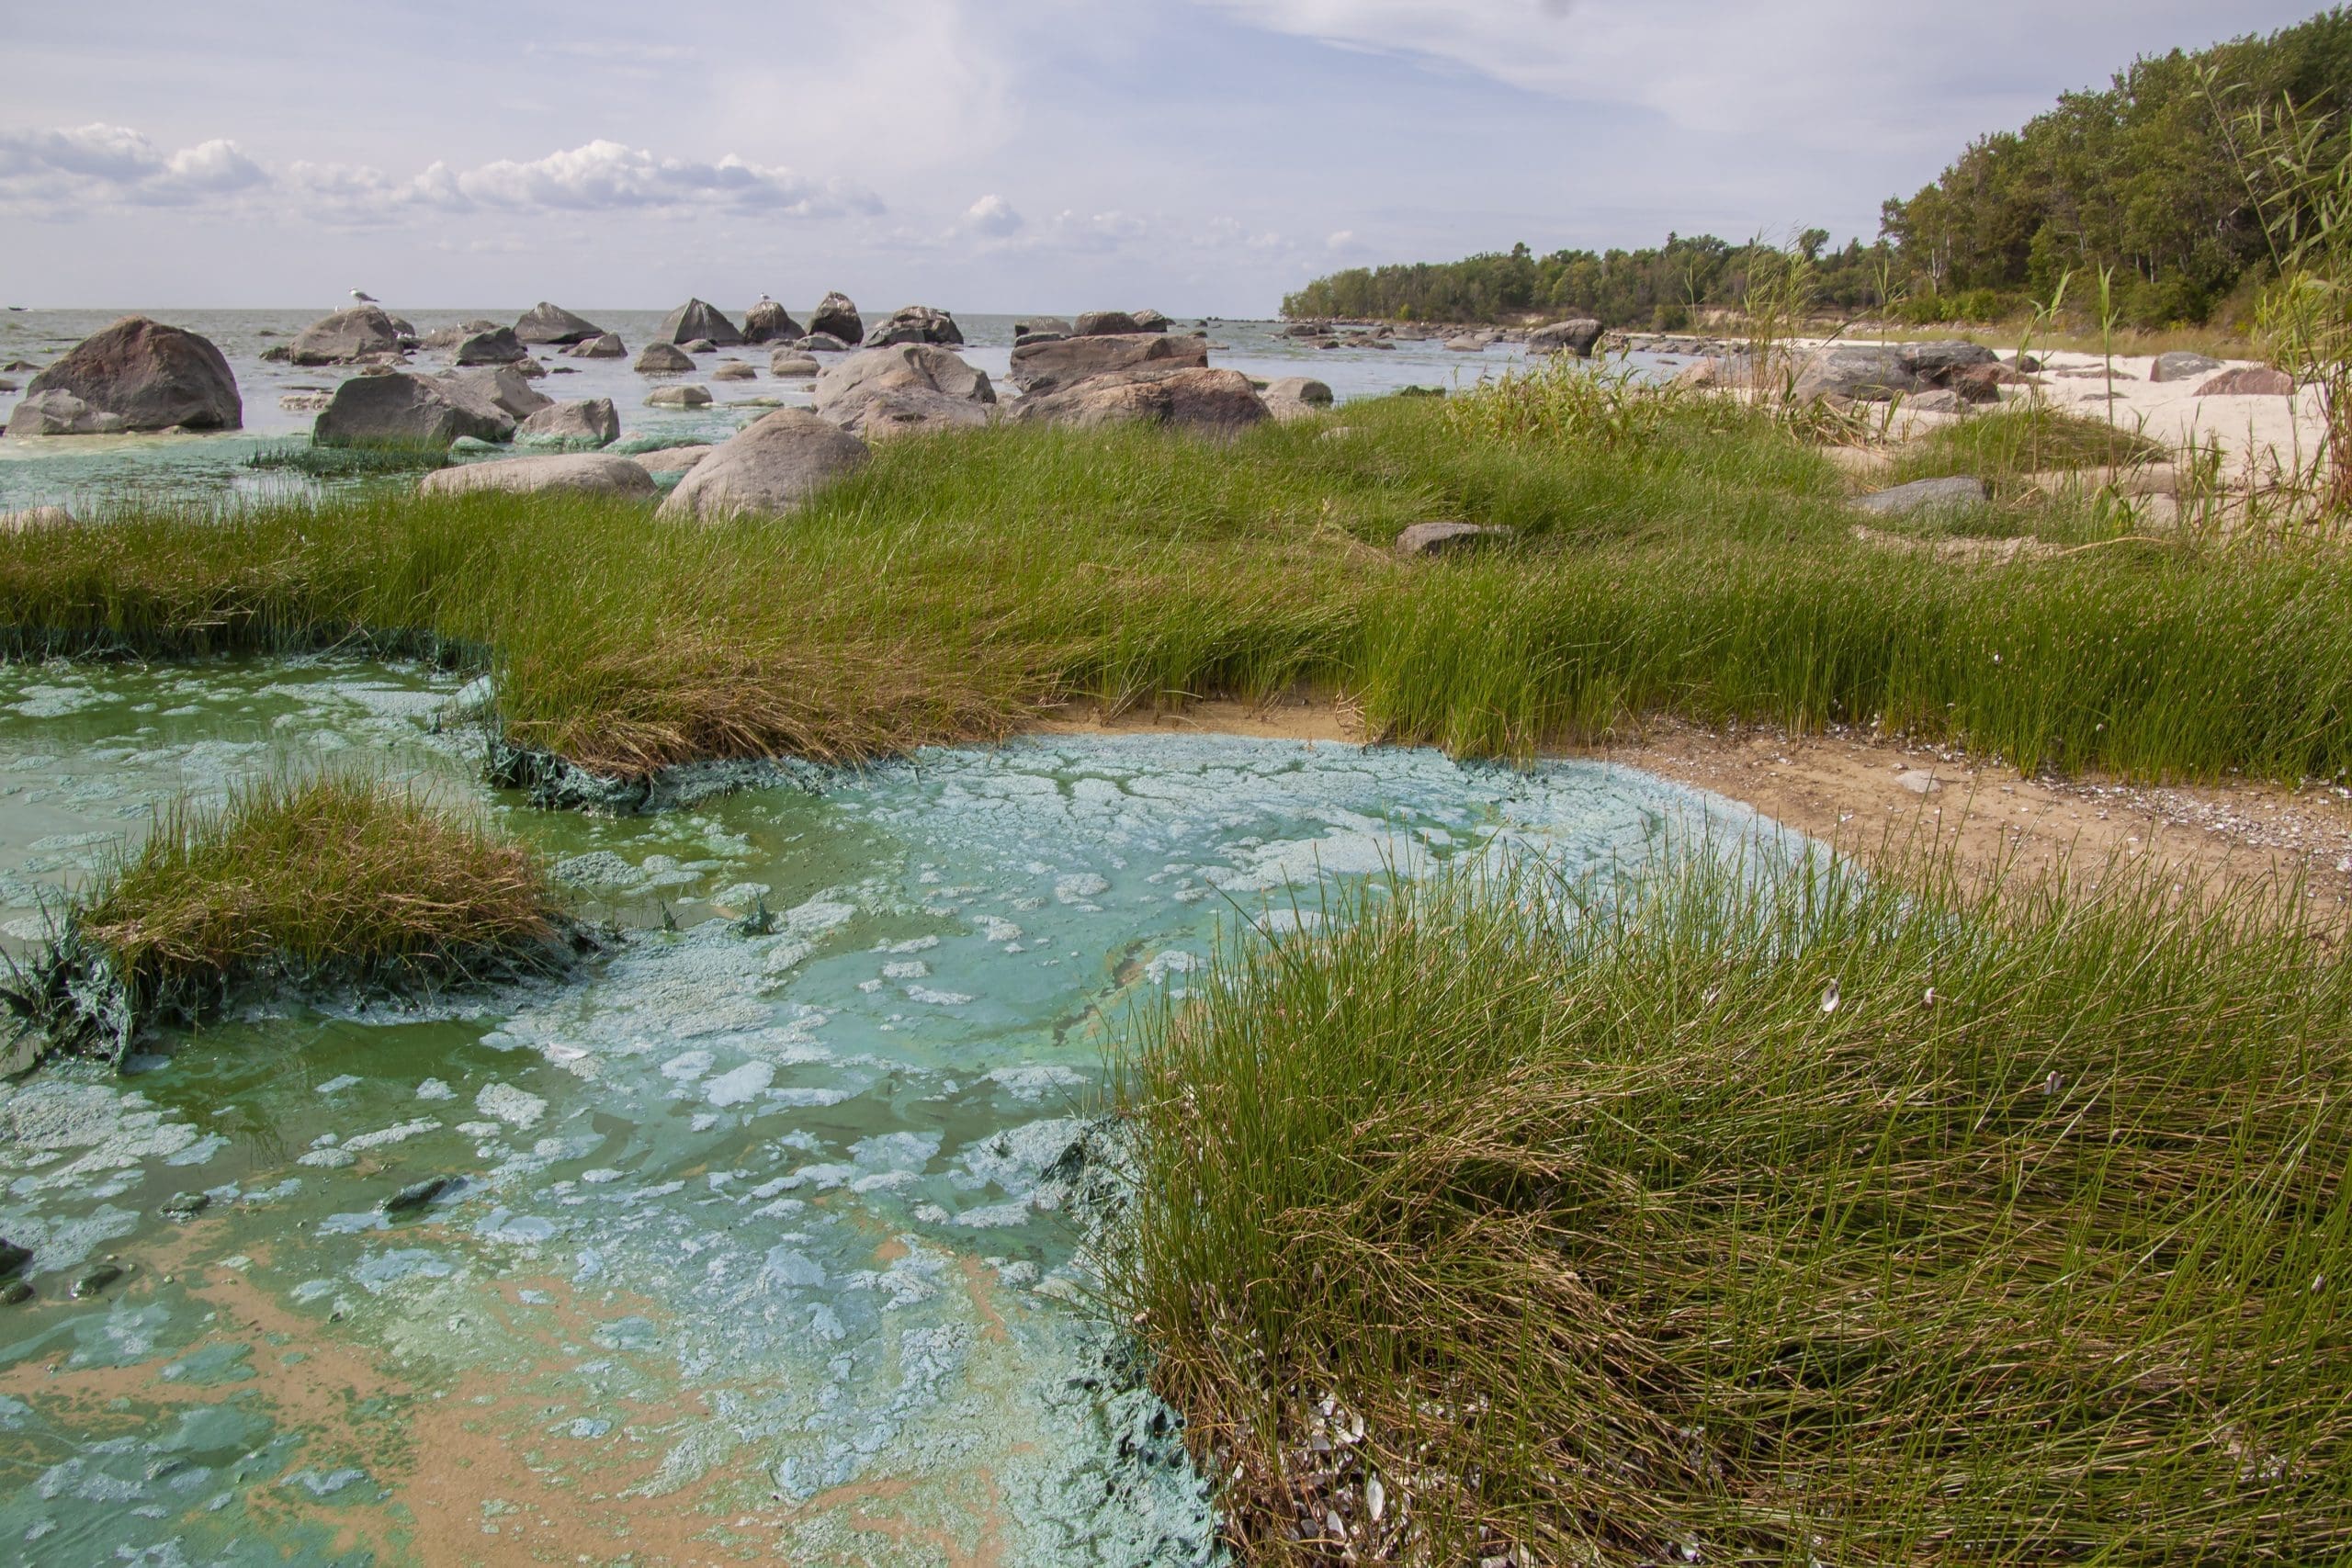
(0, 657, 1764, 1563)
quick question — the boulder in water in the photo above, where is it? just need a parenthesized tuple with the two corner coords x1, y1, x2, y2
(1527, 319, 1603, 356)
(420, 452, 655, 499)
(293, 306, 403, 365)
(769, 351, 820, 378)
(7, 316, 241, 434)
(1007, 332, 1207, 396)
(742, 299, 802, 344)
(571, 333, 627, 359)
(514, 301, 605, 345)
(646, 385, 712, 408)
(453, 326, 527, 366)
(314, 372, 516, 446)
(440, 366, 551, 420)
(517, 398, 620, 446)
(655, 299, 741, 346)
(657, 408, 870, 521)
(864, 305, 965, 347)
(1010, 366, 1270, 436)
(807, 292, 864, 345)
(636, 341, 695, 374)
(797, 331, 854, 354)
(1130, 308, 1170, 333)
(710, 360, 758, 381)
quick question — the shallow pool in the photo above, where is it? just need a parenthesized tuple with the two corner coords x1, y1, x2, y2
(0, 657, 1762, 1564)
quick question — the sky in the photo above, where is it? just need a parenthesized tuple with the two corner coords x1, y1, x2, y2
(0, 0, 2324, 316)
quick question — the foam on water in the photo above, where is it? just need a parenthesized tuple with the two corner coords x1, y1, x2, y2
(0, 657, 1774, 1562)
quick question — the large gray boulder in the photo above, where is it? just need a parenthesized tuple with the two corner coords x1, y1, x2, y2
(570, 333, 627, 359)
(1899, 340, 2000, 380)
(1792, 345, 1921, 402)
(741, 299, 802, 344)
(814, 344, 995, 436)
(516, 398, 620, 447)
(1261, 377, 1334, 423)
(313, 373, 515, 446)
(292, 306, 403, 365)
(7, 391, 130, 435)
(1010, 366, 1270, 436)
(440, 366, 551, 420)
(808, 292, 864, 345)
(1007, 333, 1208, 396)
(1073, 310, 1144, 337)
(1130, 309, 1170, 333)
(864, 305, 965, 347)
(2152, 351, 2225, 383)
(453, 326, 528, 366)
(654, 299, 742, 346)
(656, 409, 870, 522)
(514, 302, 605, 345)
(1527, 319, 1603, 357)
(421, 320, 501, 351)
(7, 316, 241, 434)
(420, 453, 655, 499)
(636, 341, 695, 374)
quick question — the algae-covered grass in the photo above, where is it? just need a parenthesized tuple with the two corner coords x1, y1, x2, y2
(1114, 853, 2352, 1564)
(3, 773, 572, 1065)
(3, 394, 2349, 783)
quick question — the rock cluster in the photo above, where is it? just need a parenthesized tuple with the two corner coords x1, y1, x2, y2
(1792, 341, 2024, 404)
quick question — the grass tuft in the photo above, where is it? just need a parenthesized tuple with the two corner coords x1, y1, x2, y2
(2, 773, 576, 1066)
(1113, 851, 2352, 1564)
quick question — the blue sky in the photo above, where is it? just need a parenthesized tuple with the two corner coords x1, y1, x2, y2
(0, 0, 2323, 314)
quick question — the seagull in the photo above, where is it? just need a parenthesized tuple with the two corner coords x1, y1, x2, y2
(350, 288, 379, 304)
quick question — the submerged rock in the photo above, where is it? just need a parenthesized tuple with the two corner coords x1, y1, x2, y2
(646, 384, 712, 408)
(1010, 366, 1269, 436)
(420, 453, 657, 499)
(381, 1175, 460, 1214)
(159, 1190, 209, 1222)
(514, 301, 605, 345)
(636, 341, 694, 374)
(768, 351, 820, 378)
(655, 298, 742, 346)
(797, 331, 854, 354)
(6, 316, 241, 434)
(0, 1280, 29, 1306)
(0, 1238, 29, 1278)
(72, 1261, 125, 1298)
(808, 291, 864, 345)
(1007, 333, 1207, 396)
(657, 408, 870, 522)
(710, 360, 758, 381)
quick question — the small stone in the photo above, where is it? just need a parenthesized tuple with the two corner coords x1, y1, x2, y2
(160, 1191, 210, 1222)
(0, 1239, 29, 1279)
(381, 1176, 459, 1215)
(1852, 476, 1989, 518)
(1395, 521, 1512, 558)
(73, 1262, 126, 1299)
(0, 1280, 30, 1304)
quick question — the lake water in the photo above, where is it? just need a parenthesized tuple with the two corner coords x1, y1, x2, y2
(0, 309, 1622, 513)
(0, 655, 1768, 1564)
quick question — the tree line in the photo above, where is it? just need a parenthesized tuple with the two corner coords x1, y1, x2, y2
(1283, 9, 2352, 330)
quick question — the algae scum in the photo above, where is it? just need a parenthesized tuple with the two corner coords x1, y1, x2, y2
(0, 658, 1750, 1565)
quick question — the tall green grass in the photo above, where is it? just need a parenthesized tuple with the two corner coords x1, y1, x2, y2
(2, 396, 2348, 782)
(1113, 852, 2352, 1563)
(1, 773, 571, 1066)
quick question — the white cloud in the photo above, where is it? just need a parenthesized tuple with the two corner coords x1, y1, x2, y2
(0, 122, 265, 210)
(447, 141, 874, 216)
(1325, 229, 1356, 250)
(962, 193, 1023, 236)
